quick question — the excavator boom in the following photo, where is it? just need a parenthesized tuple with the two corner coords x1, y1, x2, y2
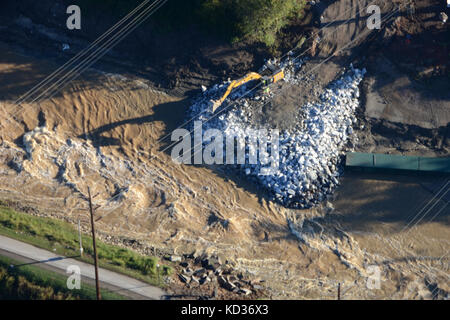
(212, 72, 262, 113)
(211, 69, 284, 113)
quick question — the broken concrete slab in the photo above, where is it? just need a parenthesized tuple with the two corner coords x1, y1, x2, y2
(239, 288, 252, 295)
(169, 255, 182, 262)
(200, 276, 211, 285)
(193, 268, 207, 277)
(178, 274, 189, 284)
(191, 276, 200, 285)
(222, 281, 237, 292)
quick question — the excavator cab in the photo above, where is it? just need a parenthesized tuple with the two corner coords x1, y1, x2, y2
(261, 69, 284, 87)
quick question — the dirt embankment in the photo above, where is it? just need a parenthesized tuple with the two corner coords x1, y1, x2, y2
(309, 0, 450, 157)
(0, 0, 270, 97)
(349, 0, 449, 158)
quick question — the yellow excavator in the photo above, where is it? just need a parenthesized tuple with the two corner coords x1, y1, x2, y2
(211, 68, 285, 113)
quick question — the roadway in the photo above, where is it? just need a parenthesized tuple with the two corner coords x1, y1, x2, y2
(0, 235, 166, 300)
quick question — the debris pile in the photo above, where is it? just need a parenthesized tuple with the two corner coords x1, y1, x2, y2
(188, 57, 365, 208)
(172, 254, 263, 297)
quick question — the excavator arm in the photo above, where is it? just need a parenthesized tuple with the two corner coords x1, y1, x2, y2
(210, 69, 284, 113)
(211, 72, 262, 113)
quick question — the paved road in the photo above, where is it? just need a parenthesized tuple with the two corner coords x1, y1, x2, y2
(0, 235, 166, 300)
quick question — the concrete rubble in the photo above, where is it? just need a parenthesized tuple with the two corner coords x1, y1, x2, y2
(188, 55, 365, 208)
(174, 254, 260, 296)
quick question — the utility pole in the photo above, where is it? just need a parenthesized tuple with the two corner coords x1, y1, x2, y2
(78, 219, 83, 257)
(88, 187, 101, 300)
(337, 282, 341, 300)
(157, 263, 160, 287)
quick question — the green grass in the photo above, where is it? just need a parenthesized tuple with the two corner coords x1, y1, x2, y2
(0, 203, 172, 288)
(199, 0, 306, 47)
(0, 255, 124, 300)
(77, 0, 307, 48)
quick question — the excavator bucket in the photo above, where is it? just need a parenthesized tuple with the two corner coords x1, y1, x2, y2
(211, 99, 222, 113)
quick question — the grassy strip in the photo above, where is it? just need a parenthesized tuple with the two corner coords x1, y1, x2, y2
(0, 255, 124, 300)
(0, 204, 172, 288)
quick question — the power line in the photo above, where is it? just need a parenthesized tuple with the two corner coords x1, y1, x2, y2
(13, 0, 153, 106)
(150, 0, 389, 147)
(0, 0, 168, 133)
(0, 0, 384, 147)
(160, 5, 401, 163)
(402, 179, 450, 232)
(29, 0, 169, 106)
